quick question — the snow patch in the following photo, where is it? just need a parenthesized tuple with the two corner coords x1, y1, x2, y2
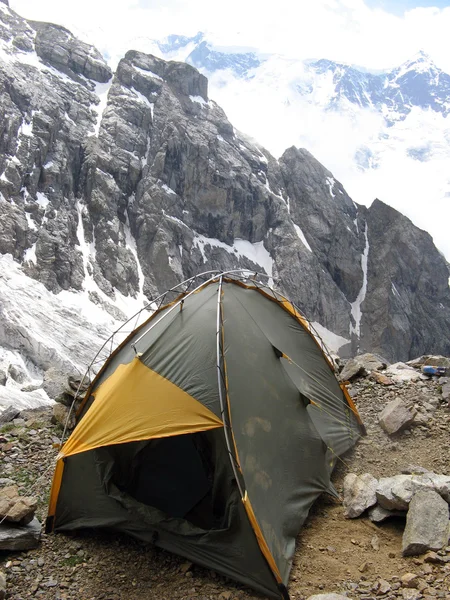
(91, 79, 113, 136)
(190, 95, 207, 106)
(24, 243, 37, 265)
(391, 283, 401, 299)
(192, 233, 273, 283)
(293, 224, 312, 252)
(25, 212, 37, 231)
(350, 223, 369, 337)
(133, 66, 163, 81)
(325, 176, 336, 198)
(311, 322, 350, 353)
(161, 183, 176, 196)
(36, 192, 49, 209)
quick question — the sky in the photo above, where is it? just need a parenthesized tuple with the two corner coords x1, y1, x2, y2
(10, 0, 450, 72)
(8, 0, 450, 259)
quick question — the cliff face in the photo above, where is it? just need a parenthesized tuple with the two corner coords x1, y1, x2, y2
(0, 2, 449, 364)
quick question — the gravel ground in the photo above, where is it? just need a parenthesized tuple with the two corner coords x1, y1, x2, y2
(1, 373, 449, 600)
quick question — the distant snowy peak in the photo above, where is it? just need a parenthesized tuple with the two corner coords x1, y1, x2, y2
(155, 34, 450, 119)
(156, 32, 261, 77)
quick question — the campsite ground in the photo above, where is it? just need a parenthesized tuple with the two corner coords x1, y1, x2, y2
(1, 374, 450, 600)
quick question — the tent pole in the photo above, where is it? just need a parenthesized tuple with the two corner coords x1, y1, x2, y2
(215, 275, 244, 499)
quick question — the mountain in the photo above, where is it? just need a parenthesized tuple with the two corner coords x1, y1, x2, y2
(150, 36, 450, 259)
(0, 2, 449, 410)
(156, 35, 450, 122)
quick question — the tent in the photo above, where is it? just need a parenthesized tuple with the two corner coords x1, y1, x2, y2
(47, 271, 364, 599)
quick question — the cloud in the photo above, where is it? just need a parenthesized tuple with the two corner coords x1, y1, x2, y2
(10, 0, 450, 72)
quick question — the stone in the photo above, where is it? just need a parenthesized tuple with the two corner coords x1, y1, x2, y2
(401, 590, 421, 600)
(378, 579, 391, 594)
(371, 535, 380, 550)
(0, 486, 37, 525)
(339, 359, 364, 382)
(370, 371, 394, 385)
(340, 353, 388, 382)
(42, 367, 71, 401)
(402, 489, 450, 556)
(0, 405, 20, 426)
(0, 370, 6, 386)
(306, 595, 349, 600)
(368, 504, 406, 522)
(377, 475, 415, 510)
(441, 382, 450, 403)
(408, 355, 450, 369)
(401, 573, 419, 588)
(0, 571, 5, 600)
(51, 403, 76, 430)
(343, 473, 378, 518)
(378, 398, 417, 435)
(0, 517, 41, 551)
(7, 363, 27, 383)
(385, 363, 422, 382)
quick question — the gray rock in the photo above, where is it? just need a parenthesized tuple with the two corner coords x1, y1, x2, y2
(306, 595, 349, 600)
(42, 367, 71, 401)
(0, 517, 41, 551)
(368, 504, 406, 523)
(7, 363, 27, 384)
(0, 571, 5, 600)
(0, 370, 6, 386)
(407, 355, 450, 369)
(51, 403, 76, 430)
(0, 405, 20, 425)
(343, 473, 378, 518)
(377, 472, 450, 510)
(442, 382, 450, 403)
(378, 398, 417, 435)
(402, 489, 450, 556)
(377, 475, 415, 510)
(340, 359, 364, 382)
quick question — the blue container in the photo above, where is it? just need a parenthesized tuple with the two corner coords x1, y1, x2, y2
(422, 365, 446, 376)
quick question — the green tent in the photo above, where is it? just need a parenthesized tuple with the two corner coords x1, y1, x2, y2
(47, 271, 364, 599)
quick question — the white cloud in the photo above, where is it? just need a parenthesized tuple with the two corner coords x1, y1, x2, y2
(9, 0, 450, 71)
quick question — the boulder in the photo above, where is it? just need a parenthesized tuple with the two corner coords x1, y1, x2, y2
(42, 367, 70, 401)
(407, 355, 450, 369)
(441, 382, 450, 404)
(306, 595, 349, 600)
(0, 405, 20, 426)
(370, 371, 394, 385)
(378, 398, 417, 435)
(402, 488, 450, 556)
(7, 363, 27, 384)
(385, 363, 421, 382)
(0, 517, 41, 551)
(377, 475, 415, 510)
(376, 472, 450, 510)
(340, 353, 388, 382)
(339, 359, 364, 382)
(51, 403, 76, 430)
(0, 485, 37, 525)
(368, 504, 406, 523)
(343, 473, 378, 518)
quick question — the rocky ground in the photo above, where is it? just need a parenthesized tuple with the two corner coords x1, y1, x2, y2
(1, 366, 450, 600)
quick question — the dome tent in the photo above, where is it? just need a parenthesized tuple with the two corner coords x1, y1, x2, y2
(47, 270, 364, 599)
